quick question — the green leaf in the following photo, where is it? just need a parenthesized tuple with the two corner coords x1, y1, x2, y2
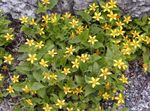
(84, 85, 95, 97)
(33, 70, 43, 82)
(37, 88, 46, 98)
(79, 29, 89, 42)
(93, 62, 100, 74)
(77, 11, 92, 23)
(31, 82, 45, 90)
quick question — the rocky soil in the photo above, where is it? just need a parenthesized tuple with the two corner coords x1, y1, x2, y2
(0, 0, 150, 111)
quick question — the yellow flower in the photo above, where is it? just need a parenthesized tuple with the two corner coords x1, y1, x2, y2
(26, 99, 33, 106)
(48, 49, 57, 57)
(92, 12, 103, 21)
(30, 18, 37, 25)
(71, 59, 80, 69)
(123, 16, 131, 24)
(116, 28, 125, 36)
(116, 21, 124, 28)
(102, 92, 110, 100)
(65, 45, 75, 55)
(56, 99, 65, 109)
(22, 85, 30, 93)
(63, 86, 71, 94)
(49, 73, 57, 80)
(143, 63, 148, 72)
(11, 75, 19, 83)
(102, 23, 111, 30)
(4, 54, 14, 64)
(80, 54, 90, 63)
(121, 46, 132, 55)
(74, 87, 83, 95)
(76, 25, 84, 35)
(42, 14, 50, 23)
(101, 3, 111, 12)
(19, 16, 28, 24)
(50, 13, 58, 23)
(130, 40, 140, 49)
(4, 33, 13, 41)
(6, 85, 14, 94)
(62, 68, 71, 75)
(61, 12, 71, 19)
(67, 107, 73, 111)
(148, 18, 150, 24)
(107, 11, 117, 21)
(0, 74, 4, 81)
(35, 41, 44, 49)
(38, 28, 45, 35)
(43, 72, 51, 80)
(119, 75, 128, 84)
(43, 104, 53, 111)
(100, 68, 111, 80)
(39, 59, 48, 67)
(69, 19, 79, 28)
(110, 29, 118, 38)
(89, 77, 100, 88)
(25, 39, 35, 46)
(88, 35, 98, 45)
(131, 30, 140, 38)
(41, 0, 50, 5)
(105, 82, 111, 90)
(108, 0, 117, 8)
(115, 93, 124, 105)
(27, 54, 37, 64)
(89, 3, 99, 12)
(113, 59, 128, 70)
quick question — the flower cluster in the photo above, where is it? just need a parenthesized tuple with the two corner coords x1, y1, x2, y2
(0, 0, 150, 111)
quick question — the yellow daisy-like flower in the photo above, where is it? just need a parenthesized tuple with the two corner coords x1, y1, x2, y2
(39, 59, 48, 67)
(4, 33, 13, 41)
(92, 12, 103, 21)
(107, 11, 117, 21)
(89, 3, 99, 12)
(63, 86, 71, 94)
(49, 73, 57, 80)
(48, 49, 57, 57)
(143, 63, 148, 72)
(65, 45, 75, 55)
(43, 72, 51, 80)
(56, 99, 65, 109)
(74, 87, 83, 95)
(19, 16, 28, 24)
(69, 19, 79, 28)
(116, 21, 124, 28)
(4, 54, 14, 64)
(100, 68, 111, 80)
(101, 3, 111, 12)
(41, 0, 50, 5)
(62, 68, 71, 75)
(35, 41, 44, 49)
(88, 35, 98, 45)
(113, 59, 128, 70)
(38, 28, 45, 35)
(102, 92, 110, 100)
(89, 77, 100, 88)
(26, 99, 33, 106)
(0, 74, 4, 81)
(27, 54, 37, 64)
(25, 39, 35, 46)
(80, 54, 90, 63)
(30, 18, 37, 25)
(11, 75, 19, 83)
(43, 104, 53, 111)
(115, 93, 124, 105)
(71, 59, 80, 69)
(110, 29, 118, 38)
(22, 85, 30, 93)
(67, 107, 73, 111)
(123, 16, 132, 24)
(130, 40, 140, 49)
(6, 85, 14, 94)
(42, 14, 50, 23)
(119, 75, 128, 84)
(108, 0, 117, 8)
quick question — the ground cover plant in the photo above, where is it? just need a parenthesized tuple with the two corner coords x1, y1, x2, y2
(0, 0, 150, 111)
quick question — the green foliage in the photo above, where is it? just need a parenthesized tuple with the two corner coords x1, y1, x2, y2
(0, 0, 150, 111)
